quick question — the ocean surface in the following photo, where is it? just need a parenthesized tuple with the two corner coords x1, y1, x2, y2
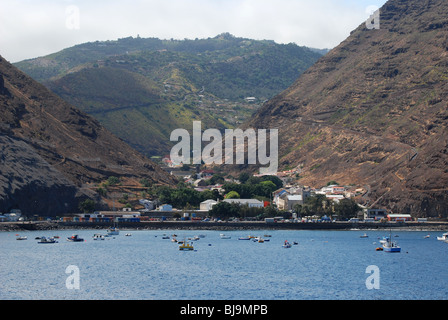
(1, 229, 447, 300)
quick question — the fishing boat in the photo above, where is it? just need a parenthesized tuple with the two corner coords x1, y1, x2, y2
(93, 233, 105, 240)
(67, 234, 84, 242)
(38, 236, 58, 244)
(437, 232, 448, 241)
(383, 230, 401, 252)
(360, 233, 369, 238)
(106, 226, 119, 236)
(179, 241, 194, 251)
(282, 240, 292, 248)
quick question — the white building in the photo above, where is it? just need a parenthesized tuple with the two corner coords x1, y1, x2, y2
(200, 199, 218, 211)
(223, 199, 264, 208)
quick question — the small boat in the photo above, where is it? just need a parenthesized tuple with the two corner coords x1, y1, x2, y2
(125, 233, 132, 236)
(282, 240, 292, 248)
(106, 226, 119, 236)
(179, 241, 194, 251)
(360, 233, 369, 238)
(376, 247, 383, 251)
(16, 236, 27, 240)
(437, 232, 448, 241)
(162, 234, 170, 239)
(238, 236, 251, 240)
(38, 236, 58, 244)
(293, 241, 298, 245)
(423, 234, 430, 239)
(379, 236, 389, 244)
(264, 234, 272, 238)
(93, 234, 105, 240)
(67, 234, 84, 242)
(220, 234, 231, 239)
(256, 237, 265, 243)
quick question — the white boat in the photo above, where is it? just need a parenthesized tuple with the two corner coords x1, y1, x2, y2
(220, 234, 231, 239)
(379, 236, 390, 244)
(38, 236, 58, 244)
(16, 236, 27, 240)
(360, 233, 369, 238)
(93, 234, 105, 240)
(383, 230, 401, 253)
(437, 232, 448, 241)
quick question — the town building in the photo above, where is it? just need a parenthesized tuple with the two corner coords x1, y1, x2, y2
(200, 199, 218, 211)
(223, 199, 264, 208)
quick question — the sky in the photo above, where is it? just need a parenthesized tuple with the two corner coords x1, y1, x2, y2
(1, 0, 387, 63)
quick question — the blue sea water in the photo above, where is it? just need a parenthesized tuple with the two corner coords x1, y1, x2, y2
(0, 229, 447, 300)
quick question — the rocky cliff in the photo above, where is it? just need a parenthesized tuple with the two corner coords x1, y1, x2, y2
(0, 55, 175, 216)
(247, 0, 448, 217)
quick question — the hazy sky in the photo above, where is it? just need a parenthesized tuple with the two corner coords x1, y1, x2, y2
(1, 0, 387, 63)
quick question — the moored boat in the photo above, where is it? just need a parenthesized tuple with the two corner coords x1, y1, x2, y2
(220, 234, 231, 239)
(437, 232, 448, 241)
(38, 236, 58, 244)
(383, 230, 401, 252)
(360, 233, 368, 238)
(93, 233, 105, 240)
(67, 234, 84, 242)
(179, 241, 194, 251)
(282, 240, 292, 248)
(107, 226, 119, 236)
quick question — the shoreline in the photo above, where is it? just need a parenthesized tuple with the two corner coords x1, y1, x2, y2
(2, 220, 447, 232)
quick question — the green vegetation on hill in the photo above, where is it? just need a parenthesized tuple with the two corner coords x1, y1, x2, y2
(15, 33, 325, 157)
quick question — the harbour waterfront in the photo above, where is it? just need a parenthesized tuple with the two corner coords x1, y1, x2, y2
(1, 229, 447, 300)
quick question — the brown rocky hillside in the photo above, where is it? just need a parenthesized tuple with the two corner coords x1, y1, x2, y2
(247, 0, 448, 218)
(0, 55, 175, 216)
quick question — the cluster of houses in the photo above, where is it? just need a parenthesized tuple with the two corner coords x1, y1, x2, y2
(0, 209, 23, 222)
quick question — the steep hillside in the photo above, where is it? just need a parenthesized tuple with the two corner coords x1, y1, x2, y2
(248, 0, 448, 217)
(15, 34, 323, 156)
(0, 55, 175, 216)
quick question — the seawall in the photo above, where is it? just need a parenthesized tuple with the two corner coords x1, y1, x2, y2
(2, 221, 447, 232)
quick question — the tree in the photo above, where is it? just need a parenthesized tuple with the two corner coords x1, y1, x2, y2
(225, 191, 240, 199)
(334, 198, 361, 220)
(209, 201, 240, 219)
(78, 199, 95, 213)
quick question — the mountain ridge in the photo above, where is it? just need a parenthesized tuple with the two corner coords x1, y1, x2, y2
(247, 0, 448, 217)
(15, 34, 324, 156)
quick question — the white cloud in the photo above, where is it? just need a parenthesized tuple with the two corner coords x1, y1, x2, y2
(0, 0, 387, 63)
